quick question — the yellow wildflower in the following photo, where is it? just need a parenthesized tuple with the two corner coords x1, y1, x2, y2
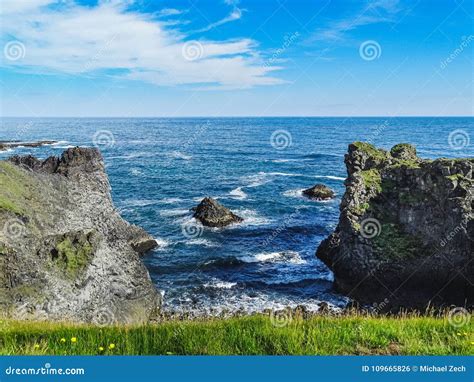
(60, 338, 66, 343)
(108, 343, 115, 350)
(99, 346, 104, 352)
(71, 337, 77, 343)
(34, 344, 40, 349)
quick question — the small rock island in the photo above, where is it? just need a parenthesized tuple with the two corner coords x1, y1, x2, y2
(302, 184, 335, 200)
(193, 197, 243, 227)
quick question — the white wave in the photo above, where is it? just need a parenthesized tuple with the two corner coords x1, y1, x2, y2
(203, 279, 237, 289)
(129, 168, 143, 176)
(241, 171, 302, 188)
(121, 199, 157, 207)
(241, 172, 271, 188)
(234, 209, 271, 227)
(229, 187, 247, 200)
(282, 188, 305, 198)
(239, 251, 306, 265)
(186, 238, 218, 247)
(159, 208, 190, 217)
(266, 172, 302, 177)
(165, 292, 346, 316)
(170, 151, 192, 160)
(52, 140, 69, 146)
(159, 197, 183, 204)
(268, 159, 301, 163)
(313, 175, 345, 181)
(154, 237, 171, 248)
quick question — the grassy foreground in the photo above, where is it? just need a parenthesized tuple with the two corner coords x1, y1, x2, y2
(1, 314, 472, 355)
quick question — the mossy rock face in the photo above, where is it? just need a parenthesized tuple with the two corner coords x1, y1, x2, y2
(360, 169, 382, 193)
(0, 162, 36, 216)
(390, 144, 417, 161)
(317, 142, 473, 311)
(352, 142, 389, 162)
(373, 223, 427, 260)
(1, 147, 161, 324)
(50, 231, 96, 279)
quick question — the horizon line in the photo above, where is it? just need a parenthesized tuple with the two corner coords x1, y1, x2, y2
(1, 115, 473, 119)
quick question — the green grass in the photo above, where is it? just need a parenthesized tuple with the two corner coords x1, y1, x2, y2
(0, 313, 472, 355)
(360, 169, 382, 193)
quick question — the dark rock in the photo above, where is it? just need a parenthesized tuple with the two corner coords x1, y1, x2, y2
(302, 184, 335, 200)
(316, 142, 473, 311)
(193, 197, 243, 227)
(0, 140, 57, 152)
(128, 225, 158, 255)
(390, 143, 418, 161)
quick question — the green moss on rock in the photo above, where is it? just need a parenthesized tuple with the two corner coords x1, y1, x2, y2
(360, 169, 382, 193)
(353, 142, 389, 162)
(352, 202, 370, 215)
(53, 235, 94, 279)
(373, 223, 426, 260)
(0, 162, 33, 216)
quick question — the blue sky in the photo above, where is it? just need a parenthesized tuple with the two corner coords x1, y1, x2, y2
(0, 0, 472, 116)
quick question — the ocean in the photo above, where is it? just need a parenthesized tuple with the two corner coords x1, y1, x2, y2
(1, 117, 472, 314)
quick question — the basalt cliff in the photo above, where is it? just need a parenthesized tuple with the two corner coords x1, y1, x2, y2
(317, 142, 473, 311)
(0, 147, 160, 324)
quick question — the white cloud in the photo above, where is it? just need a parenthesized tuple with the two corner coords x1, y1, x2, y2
(0, 0, 282, 89)
(309, 0, 402, 42)
(192, 7, 243, 34)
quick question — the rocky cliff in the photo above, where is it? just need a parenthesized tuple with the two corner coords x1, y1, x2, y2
(317, 142, 473, 311)
(0, 147, 160, 324)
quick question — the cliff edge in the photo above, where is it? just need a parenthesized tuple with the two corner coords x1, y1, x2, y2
(0, 147, 160, 324)
(316, 142, 473, 311)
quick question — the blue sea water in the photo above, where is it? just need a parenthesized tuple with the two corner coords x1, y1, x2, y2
(1, 117, 472, 314)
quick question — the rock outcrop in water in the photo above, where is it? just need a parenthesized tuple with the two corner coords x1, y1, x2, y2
(0, 147, 160, 324)
(316, 142, 473, 311)
(0, 140, 58, 151)
(193, 197, 243, 227)
(302, 184, 335, 200)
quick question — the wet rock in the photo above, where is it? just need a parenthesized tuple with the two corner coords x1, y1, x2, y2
(128, 225, 158, 255)
(193, 197, 243, 227)
(0, 140, 57, 151)
(302, 184, 335, 200)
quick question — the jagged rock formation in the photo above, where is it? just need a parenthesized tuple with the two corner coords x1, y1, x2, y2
(0, 147, 160, 324)
(302, 184, 335, 200)
(316, 142, 473, 311)
(0, 140, 57, 152)
(193, 197, 243, 227)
